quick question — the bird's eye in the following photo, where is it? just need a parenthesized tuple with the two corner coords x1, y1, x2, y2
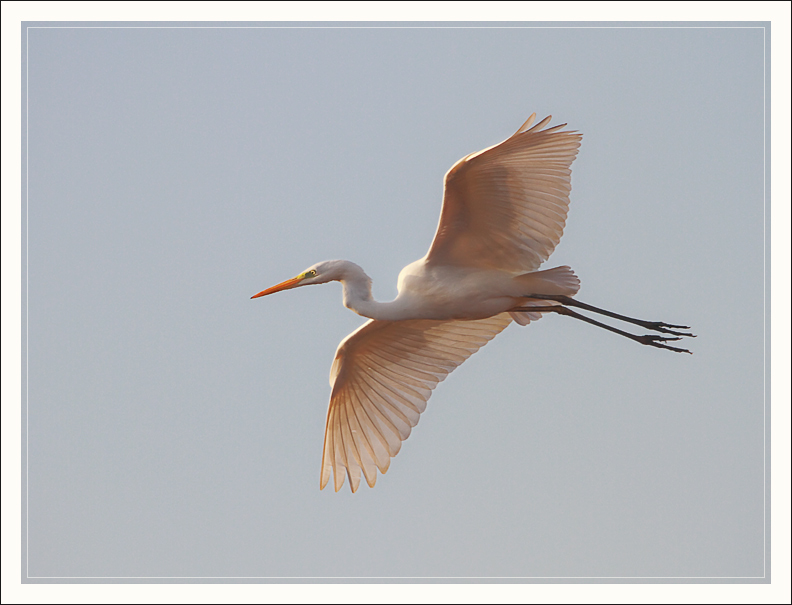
(305, 270, 317, 278)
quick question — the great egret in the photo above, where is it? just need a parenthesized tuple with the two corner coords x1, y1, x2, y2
(252, 114, 694, 493)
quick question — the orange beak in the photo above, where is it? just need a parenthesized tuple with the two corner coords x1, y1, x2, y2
(251, 275, 305, 299)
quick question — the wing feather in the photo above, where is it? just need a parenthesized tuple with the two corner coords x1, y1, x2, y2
(348, 384, 392, 473)
(320, 314, 512, 491)
(425, 115, 582, 272)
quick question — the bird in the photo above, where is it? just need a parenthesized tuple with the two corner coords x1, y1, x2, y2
(251, 113, 695, 493)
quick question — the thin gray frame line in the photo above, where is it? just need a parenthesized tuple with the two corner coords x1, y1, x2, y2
(25, 22, 30, 581)
(22, 22, 770, 581)
(762, 25, 768, 581)
(23, 26, 767, 29)
(26, 575, 768, 580)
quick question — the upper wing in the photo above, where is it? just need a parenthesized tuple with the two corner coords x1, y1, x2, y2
(425, 114, 582, 273)
(321, 313, 513, 492)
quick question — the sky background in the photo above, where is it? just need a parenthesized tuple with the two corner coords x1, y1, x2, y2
(19, 23, 770, 580)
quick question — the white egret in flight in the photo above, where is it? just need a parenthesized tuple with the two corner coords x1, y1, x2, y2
(252, 114, 694, 493)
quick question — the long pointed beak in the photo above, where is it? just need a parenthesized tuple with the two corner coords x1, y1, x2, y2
(251, 275, 304, 299)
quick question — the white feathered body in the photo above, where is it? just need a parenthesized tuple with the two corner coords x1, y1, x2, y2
(391, 260, 579, 321)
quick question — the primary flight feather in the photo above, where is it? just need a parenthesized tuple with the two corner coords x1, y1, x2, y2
(252, 114, 694, 492)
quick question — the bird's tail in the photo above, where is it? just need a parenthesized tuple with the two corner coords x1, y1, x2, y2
(508, 266, 580, 326)
(515, 265, 580, 295)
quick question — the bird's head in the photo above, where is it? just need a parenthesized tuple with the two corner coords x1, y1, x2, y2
(251, 260, 348, 299)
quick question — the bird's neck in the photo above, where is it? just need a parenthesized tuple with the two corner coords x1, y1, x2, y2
(338, 262, 402, 321)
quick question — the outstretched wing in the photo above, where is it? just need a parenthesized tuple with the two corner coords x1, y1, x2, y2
(321, 313, 513, 492)
(425, 114, 582, 273)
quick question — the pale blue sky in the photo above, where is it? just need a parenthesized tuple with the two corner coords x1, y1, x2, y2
(5, 10, 788, 594)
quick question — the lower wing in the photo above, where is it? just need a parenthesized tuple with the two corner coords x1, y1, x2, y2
(322, 313, 513, 492)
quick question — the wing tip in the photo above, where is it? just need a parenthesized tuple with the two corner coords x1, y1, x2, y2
(525, 114, 553, 133)
(320, 464, 331, 491)
(512, 113, 558, 136)
(513, 113, 537, 136)
(514, 114, 583, 139)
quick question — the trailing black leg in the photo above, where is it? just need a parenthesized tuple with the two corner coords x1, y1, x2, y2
(524, 294, 695, 338)
(512, 305, 693, 354)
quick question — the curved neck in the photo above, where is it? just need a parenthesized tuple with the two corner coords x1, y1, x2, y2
(337, 262, 403, 321)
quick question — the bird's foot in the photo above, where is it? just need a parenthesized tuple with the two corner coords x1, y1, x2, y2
(644, 321, 696, 338)
(636, 334, 693, 354)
